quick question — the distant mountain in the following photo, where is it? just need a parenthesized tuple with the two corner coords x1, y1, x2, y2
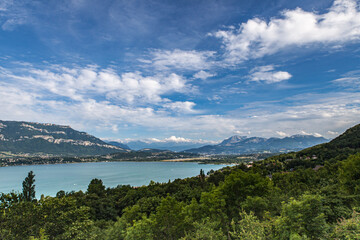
(106, 141, 131, 150)
(124, 138, 216, 152)
(0, 120, 128, 156)
(184, 134, 329, 155)
(219, 135, 248, 146)
(137, 148, 172, 153)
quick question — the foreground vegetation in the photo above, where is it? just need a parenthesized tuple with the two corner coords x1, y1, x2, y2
(1, 124, 360, 239)
(1, 152, 360, 239)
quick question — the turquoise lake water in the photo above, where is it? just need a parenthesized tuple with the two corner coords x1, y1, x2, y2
(0, 161, 227, 197)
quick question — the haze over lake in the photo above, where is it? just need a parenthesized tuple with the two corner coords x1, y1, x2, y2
(0, 162, 227, 197)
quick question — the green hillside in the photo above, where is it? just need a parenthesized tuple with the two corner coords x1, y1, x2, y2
(262, 123, 360, 171)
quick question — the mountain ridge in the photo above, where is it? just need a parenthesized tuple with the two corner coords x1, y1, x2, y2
(0, 120, 128, 156)
(184, 134, 328, 154)
(267, 123, 360, 164)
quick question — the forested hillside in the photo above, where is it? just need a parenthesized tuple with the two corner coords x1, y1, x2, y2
(263, 123, 360, 171)
(1, 124, 360, 239)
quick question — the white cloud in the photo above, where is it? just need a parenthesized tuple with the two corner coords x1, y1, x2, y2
(298, 131, 323, 137)
(193, 70, 216, 80)
(165, 136, 193, 143)
(207, 95, 222, 102)
(248, 65, 292, 83)
(314, 133, 323, 137)
(0, 0, 30, 31)
(276, 131, 288, 137)
(0, 64, 204, 134)
(1, 71, 360, 140)
(2, 65, 195, 106)
(161, 136, 219, 144)
(163, 101, 198, 114)
(107, 72, 192, 104)
(299, 130, 312, 135)
(144, 49, 215, 71)
(214, 0, 360, 63)
(119, 136, 219, 144)
(332, 70, 360, 87)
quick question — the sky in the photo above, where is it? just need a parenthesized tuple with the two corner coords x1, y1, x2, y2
(0, 0, 360, 143)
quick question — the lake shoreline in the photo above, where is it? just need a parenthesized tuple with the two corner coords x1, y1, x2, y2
(0, 156, 236, 168)
(0, 161, 228, 197)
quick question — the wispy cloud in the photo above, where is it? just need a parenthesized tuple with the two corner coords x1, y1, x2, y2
(214, 0, 360, 63)
(141, 49, 215, 71)
(0, 0, 33, 31)
(332, 70, 360, 88)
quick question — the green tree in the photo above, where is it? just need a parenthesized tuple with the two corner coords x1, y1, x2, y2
(124, 216, 155, 240)
(275, 194, 329, 240)
(219, 169, 272, 219)
(39, 196, 92, 239)
(230, 211, 265, 240)
(181, 218, 226, 240)
(22, 171, 36, 201)
(339, 153, 360, 194)
(87, 179, 106, 196)
(331, 210, 360, 240)
(199, 169, 205, 182)
(86, 178, 117, 220)
(153, 196, 187, 240)
(59, 220, 100, 240)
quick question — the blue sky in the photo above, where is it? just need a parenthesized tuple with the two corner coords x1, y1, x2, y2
(0, 0, 360, 143)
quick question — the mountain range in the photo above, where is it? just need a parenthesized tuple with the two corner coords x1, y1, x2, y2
(0, 120, 329, 157)
(119, 139, 214, 152)
(184, 134, 328, 155)
(0, 120, 128, 156)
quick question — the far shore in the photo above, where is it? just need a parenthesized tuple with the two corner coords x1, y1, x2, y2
(1, 158, 233, 168)
(161, 157, 208, 162)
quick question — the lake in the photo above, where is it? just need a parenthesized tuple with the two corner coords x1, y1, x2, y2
(0, 161, 227, 197)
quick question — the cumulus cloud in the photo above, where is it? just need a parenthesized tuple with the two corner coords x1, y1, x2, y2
(0, 63, 206, 134)
(214, 0, 360, 63)
(1, 70, 360, 140)
(248, 65, 292, 83)
(193, 70, 216, 80)
(276, 131, 288, 137)
(163, 101, 198, 114)
(143, 49, 215, 71)
(164, 136, 192, 143)
(117, 136, 219, 144)
(2, 65, 195, 106)
(298, 131, 323, 137)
